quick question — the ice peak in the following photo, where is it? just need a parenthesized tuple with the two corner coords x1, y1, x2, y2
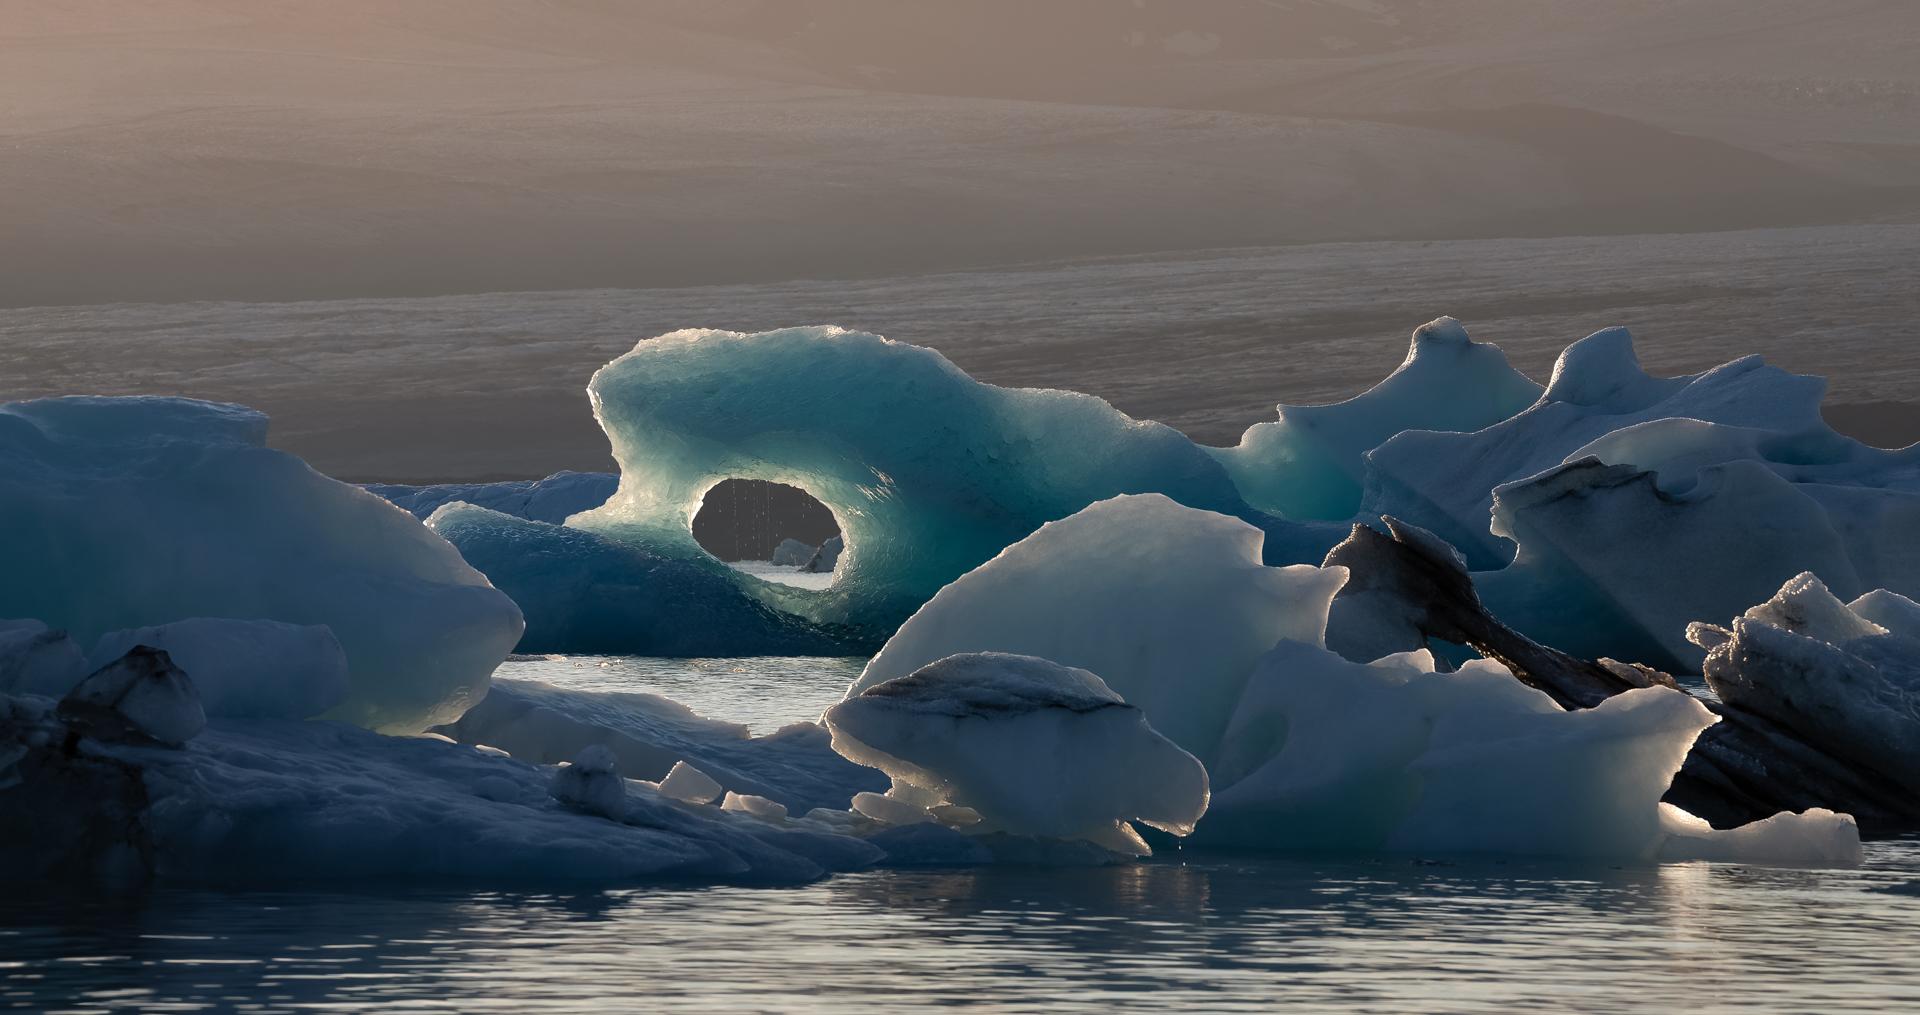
(1544, 327, 1648, 406)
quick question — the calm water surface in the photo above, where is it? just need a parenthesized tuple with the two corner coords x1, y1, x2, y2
(7, 657, 1920, 1013)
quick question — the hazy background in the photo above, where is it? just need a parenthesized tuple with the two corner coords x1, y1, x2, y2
(3, 1, 1917, 477)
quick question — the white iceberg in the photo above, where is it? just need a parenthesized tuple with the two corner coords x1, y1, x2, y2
(851, 494, 1346, 762)
(850, 494, 1860, 865)
(825, 653, 1208, 856)
(0, 396, 524, 733)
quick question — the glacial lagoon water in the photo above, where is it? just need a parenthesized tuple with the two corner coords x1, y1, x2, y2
(7, 656, 1920, 1013)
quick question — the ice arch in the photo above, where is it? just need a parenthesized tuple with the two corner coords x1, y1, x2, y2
(562, 326, 1350, 639)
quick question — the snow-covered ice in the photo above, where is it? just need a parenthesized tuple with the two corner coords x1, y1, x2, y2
(827, 653, 1208, 856)
(0, 396, 524, 733)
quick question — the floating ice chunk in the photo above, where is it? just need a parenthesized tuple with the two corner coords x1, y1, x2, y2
(659, 761, 723, 805)
(365, 471, 617, 524)
(770, 539, 817, 567)
(1691, 573, 1920, 787)
(853, 494, 1346, 763)
(0, 713, 884, 886)
(58, 646, 205, 747)
(435, 678, 883, 813)
(826, 653, 1209, 856)
(1658, 804, 1863, 866)
(0, 396, 524, 733)
(1850, 589, 1920, 640)
(803, 535, 844, 574)
(1213, 317, 1542, 520)
(1202, 638, 1858, 864)
(85, 619, 349, 720)
(428, 503, 856, 656)
(851, 790, 935, 826)
(564, 326, 1342, 642)
(0, 620, 85, 698)
(549, 744, 626, 819)
(1474, 458, 1862, 670)
(721, 792, 789, 822)
(1364, 327, 1832, 569)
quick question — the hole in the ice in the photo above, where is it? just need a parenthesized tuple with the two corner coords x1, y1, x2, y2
(691, 479, 842, 590)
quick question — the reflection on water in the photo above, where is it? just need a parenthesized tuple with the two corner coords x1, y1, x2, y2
(8, 849, 1920, 1013)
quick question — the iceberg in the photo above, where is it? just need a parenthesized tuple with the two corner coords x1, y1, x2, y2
(825, 653, 1208, 856)
(365, 470, 617, 524)
(770, 538, 817, 567)
(1, 687, 884, 887)
(0, 396, 524, 733)
(1690, 573, 1920, 787)
(851, 494, 1347, 762)
(434, 678, 885, 813)
(506, 325, 1345, 646)
(849, 493, 1860, 864)
(0, 620, 86, 699)
(86, 618, 350, 721)
(1363, 326, 1835, 570)
(1212, 317, 1542, 521)
(426, 503, 860, 656)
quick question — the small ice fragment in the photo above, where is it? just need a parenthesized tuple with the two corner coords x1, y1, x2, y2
(549, 744, 626, 819)
(721, 792, 788, 821)
(659, 761, 723, 805)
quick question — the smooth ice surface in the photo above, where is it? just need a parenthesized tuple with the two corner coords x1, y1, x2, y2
(0, 396, 524, 733)
(563, 326, 1344, 641)
(1213, 317, 1542, 520)
(827, 653, 1208, 856)
(366, 471, 615, 524)
(1203, 640, 1859, 865)
(1365, 327, 1835, 569)
(853, 495, 1346, 763)
(435, 678, 883, 813)
(428, 503, 855, 656)
(86, 619, 349, 721)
